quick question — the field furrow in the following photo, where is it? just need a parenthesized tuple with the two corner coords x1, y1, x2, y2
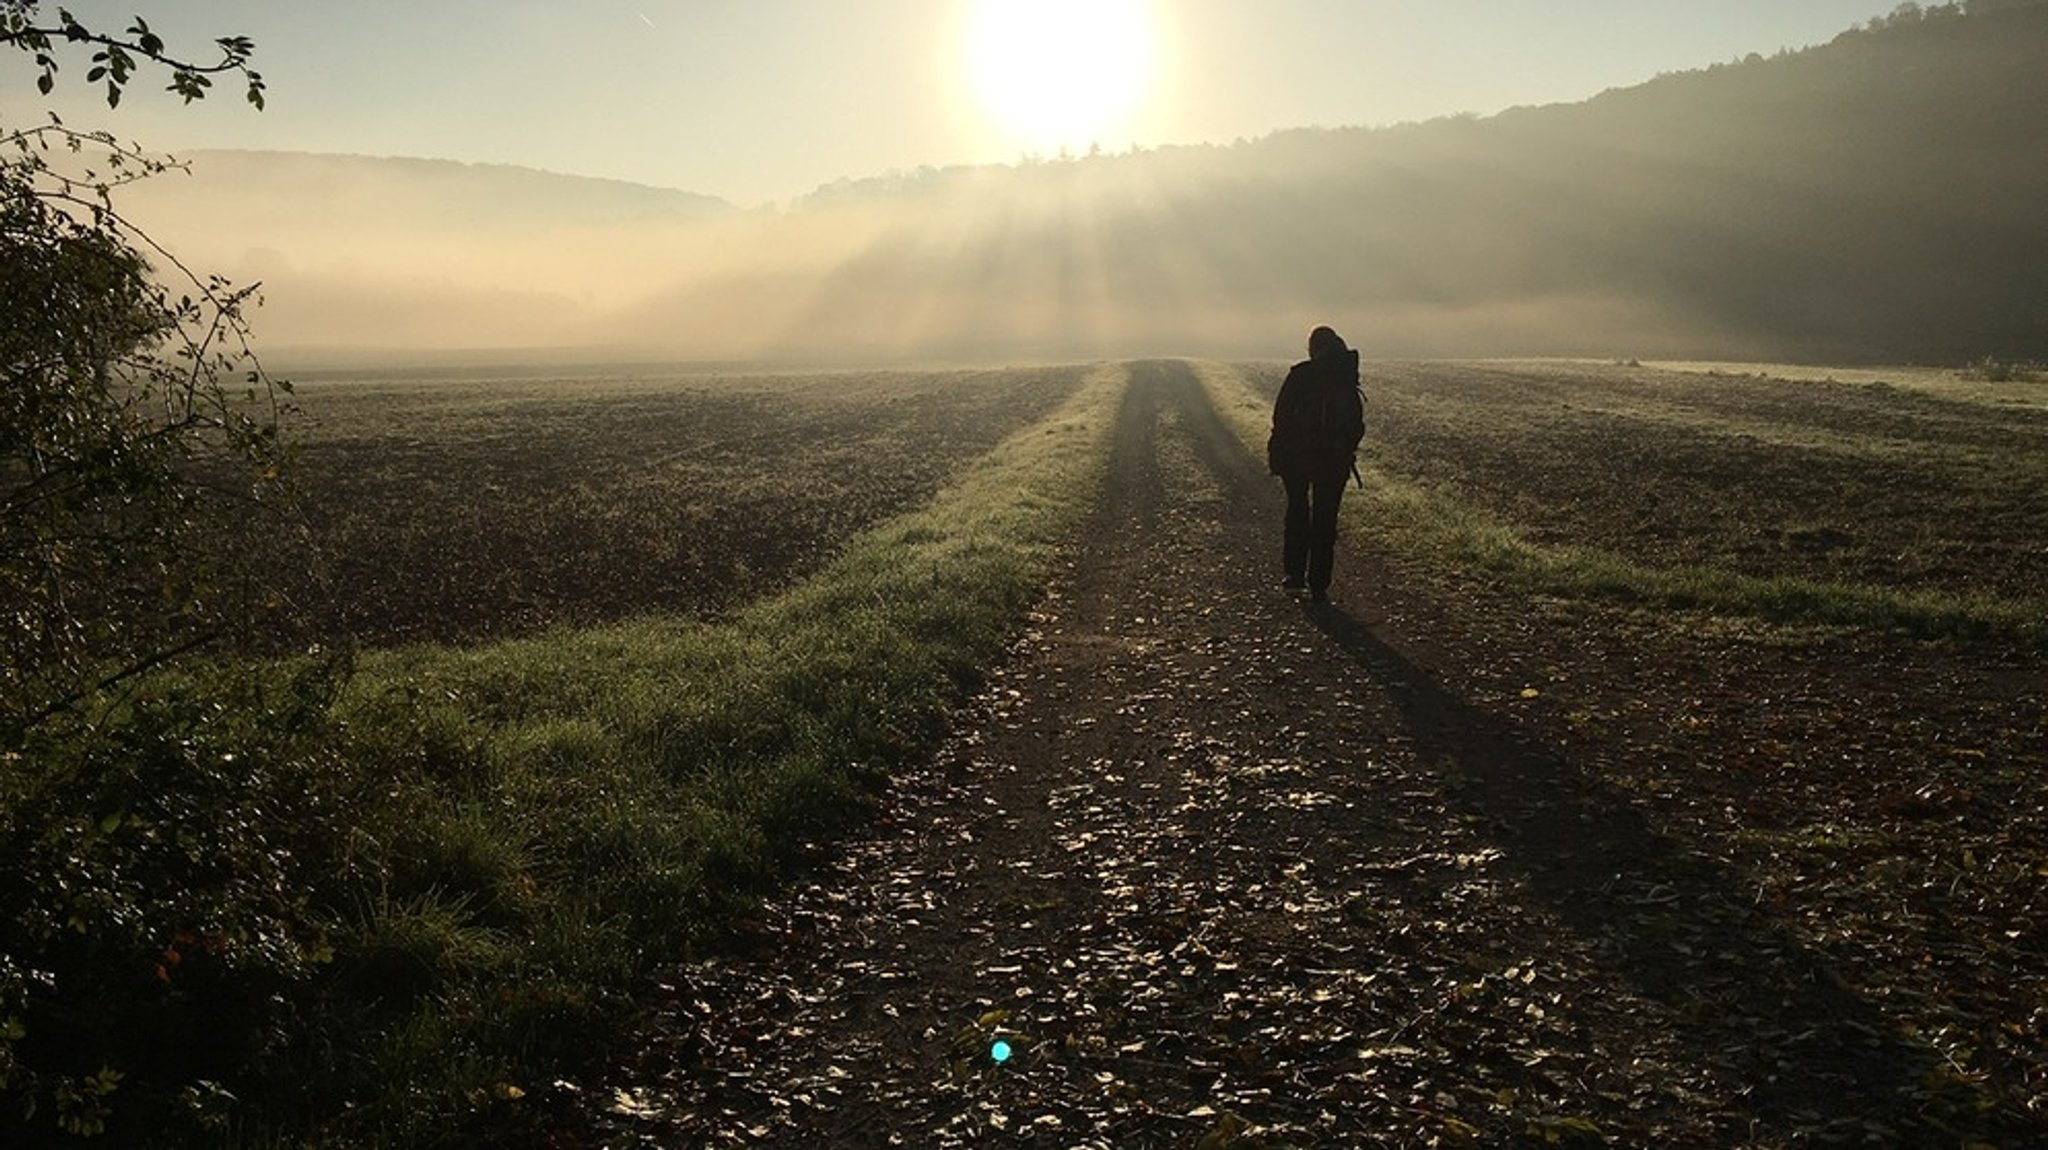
(276, 365, 1090, 646)
(1260, 360, 2048, 605)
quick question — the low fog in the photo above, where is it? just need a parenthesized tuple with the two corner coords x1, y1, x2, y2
(116, 7, 2048, 367)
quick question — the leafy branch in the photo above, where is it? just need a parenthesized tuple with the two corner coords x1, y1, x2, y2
(1, 1, 265, 108)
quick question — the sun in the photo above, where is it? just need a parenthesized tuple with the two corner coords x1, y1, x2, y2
(963, 0, 1158, 156)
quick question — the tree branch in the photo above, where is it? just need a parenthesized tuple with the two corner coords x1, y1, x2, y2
(2, 11, 265, 109)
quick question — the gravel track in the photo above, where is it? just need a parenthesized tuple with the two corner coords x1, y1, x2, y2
(581, 360, 2039, 1148)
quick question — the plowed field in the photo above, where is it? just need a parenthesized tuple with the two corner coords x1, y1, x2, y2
(1341, 359, 2048, 602)
(275, 365, 1088, 646)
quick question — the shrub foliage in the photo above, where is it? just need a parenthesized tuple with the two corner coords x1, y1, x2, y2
(3, 8, 319, 1141)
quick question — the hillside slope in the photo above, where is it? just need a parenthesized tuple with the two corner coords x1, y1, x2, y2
(762, 3, 2045, 363)
(118, 6, 2048, 363)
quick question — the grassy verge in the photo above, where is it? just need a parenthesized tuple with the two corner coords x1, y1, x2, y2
(1192, 361, 2046, 644)
(0, 364, 1124, 1147)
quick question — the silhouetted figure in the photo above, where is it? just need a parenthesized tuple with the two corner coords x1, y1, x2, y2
(1266, 325, 1364, 602)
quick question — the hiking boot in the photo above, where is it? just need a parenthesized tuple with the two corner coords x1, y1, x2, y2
(1282, 576, 1307, 592)
(1309, 587, 1329, 603)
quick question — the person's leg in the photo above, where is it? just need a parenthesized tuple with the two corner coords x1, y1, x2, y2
(1282, 475, 1311, 588)
(1306, 477, 1346, 596)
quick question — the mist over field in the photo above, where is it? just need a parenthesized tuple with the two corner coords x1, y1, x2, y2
(119, 6, 2048, 366)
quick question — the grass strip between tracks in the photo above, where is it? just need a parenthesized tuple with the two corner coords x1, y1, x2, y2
(1193, 360, 2045, 646)
(1, 364, 1121, 1147)
(320, 361, 1122, 1138)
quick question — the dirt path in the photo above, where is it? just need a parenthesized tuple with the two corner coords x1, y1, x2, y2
(583, 362, 2014, 1148)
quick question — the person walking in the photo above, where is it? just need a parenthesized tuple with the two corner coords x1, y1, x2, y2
(1266, 325, 1364, 603)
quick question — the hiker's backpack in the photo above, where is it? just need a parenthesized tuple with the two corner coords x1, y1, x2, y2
(1316, 356, 1366, 453)
(1269, 352, 1365, 480)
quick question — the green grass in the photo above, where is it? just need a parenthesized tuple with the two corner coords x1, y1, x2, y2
(1193, 360, 2047, 644)
(0, 363, 1124, 1147)
(314, 362, 1123, 1139)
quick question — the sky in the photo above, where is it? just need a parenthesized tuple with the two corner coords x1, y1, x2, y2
(3, 0, 1909, 207)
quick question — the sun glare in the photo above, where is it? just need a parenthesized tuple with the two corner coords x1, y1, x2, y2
(964, 0, 1157, 156)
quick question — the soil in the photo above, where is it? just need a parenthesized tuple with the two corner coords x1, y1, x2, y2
(1356, 360, 2048, 602)
(578, 361, 2044, 1148)
(275, 367, 1085, 648)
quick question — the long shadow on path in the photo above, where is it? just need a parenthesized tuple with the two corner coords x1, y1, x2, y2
(1302, 598, 1976, 1141)
(1155, 356, 1981, 1140)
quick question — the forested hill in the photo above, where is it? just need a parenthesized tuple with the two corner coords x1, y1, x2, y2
(168, 151, 736, 228)
(761, 1, 2046, 364)
(124, 4, 2048, 363)
(1271, 0, 2048, 363)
